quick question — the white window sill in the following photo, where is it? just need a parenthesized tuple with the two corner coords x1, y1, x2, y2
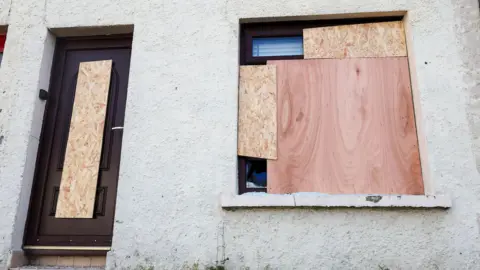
(221, 193, 451, 209)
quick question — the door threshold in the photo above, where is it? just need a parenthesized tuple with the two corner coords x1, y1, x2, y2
(29, 254, 107, 268)
(24, 246, 110, 256)
(24, 246, 110, 251)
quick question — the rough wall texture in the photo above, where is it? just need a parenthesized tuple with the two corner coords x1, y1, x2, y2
(459, 1, 480, 173)
(0, 0, 480, 269)
(0, 0, 55, 267)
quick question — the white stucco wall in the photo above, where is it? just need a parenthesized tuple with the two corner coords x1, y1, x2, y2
(0, 0, 479, 269)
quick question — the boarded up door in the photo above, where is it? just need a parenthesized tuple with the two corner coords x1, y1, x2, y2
(25, 37, 132, 248)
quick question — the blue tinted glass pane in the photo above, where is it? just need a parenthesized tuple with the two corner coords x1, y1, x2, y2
(252, 36, 303, 57)
(246, 160, 267, 188)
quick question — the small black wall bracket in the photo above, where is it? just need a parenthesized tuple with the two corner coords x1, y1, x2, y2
(39, 89, 48, 101)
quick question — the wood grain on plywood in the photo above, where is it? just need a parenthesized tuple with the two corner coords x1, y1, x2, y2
(303, 21, 407, 59)
(56, 60, 112, 218)
(238, 65, 277, 159)
(267, 58, 423, 195)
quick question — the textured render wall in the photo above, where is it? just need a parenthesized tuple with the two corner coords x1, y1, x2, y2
(112, 0, 480, 269)
(460, 1, 480, 173)
(0, 0, 55, 267)
(0, 0, 479, 269)
(0, 0, 9, 26)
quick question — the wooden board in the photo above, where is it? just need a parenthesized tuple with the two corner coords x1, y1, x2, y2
(303, 21, 407, 59)
(267, 58, 424, 195)
(237, 65, 277, 159)
(56, 60, 112, 218)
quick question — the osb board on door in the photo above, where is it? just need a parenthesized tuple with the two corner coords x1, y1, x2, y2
(237, 65, 277, 159)
(303, 21, 407, 59)
(267, 58, 424, 195)
(56, 60, 112, 218)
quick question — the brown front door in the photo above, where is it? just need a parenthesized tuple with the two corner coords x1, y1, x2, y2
(25, 36, 132, 248)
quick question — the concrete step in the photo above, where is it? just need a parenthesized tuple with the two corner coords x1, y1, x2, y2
(11, 267, 104, 270)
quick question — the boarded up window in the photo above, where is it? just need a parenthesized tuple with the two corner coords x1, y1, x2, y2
(238, 19, 425, 195)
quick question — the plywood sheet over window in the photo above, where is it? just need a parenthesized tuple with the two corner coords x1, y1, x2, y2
(237, 65, 277, 159)
(56, 60, 112, 218)
(267, 58, 423, 195)
(303, 21, 407, 59)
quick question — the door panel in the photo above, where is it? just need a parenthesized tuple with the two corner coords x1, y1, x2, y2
(25, 37, 132, 247)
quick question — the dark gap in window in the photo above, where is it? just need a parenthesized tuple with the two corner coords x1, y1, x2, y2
(238, 157, 267, 194)
(245, 158, 267, 188)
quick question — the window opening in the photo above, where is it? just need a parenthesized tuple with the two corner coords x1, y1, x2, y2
(238, 16, 404, 194)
